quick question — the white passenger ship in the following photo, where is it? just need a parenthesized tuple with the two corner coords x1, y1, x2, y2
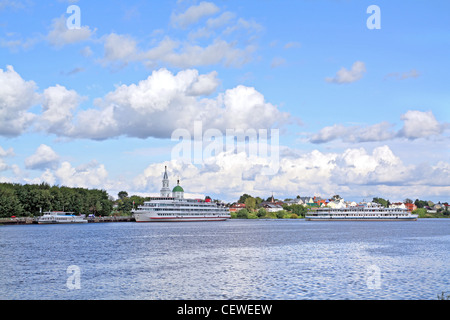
(37, 211, 88, 224)
(133, 167, 230, 222)
(305, 205, 418, 221)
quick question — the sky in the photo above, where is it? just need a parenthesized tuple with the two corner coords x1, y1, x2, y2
(0, 0, 449, 203)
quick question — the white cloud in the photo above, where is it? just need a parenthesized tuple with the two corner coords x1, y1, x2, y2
(4, 143, 449, 202)
(54, 160, 109, 189)
(38, 84, 82, 136)
(171, 1, 220, 29)
(399, 110, 444, 139)
(8, 157, 121, 191)
(101, 33, 139, 67)
(0, 145, 14, 172)
(0, 146, 14, 158)
(284, 41, 301, 49)
(206, 11, 236, 29)
(0, 34, 39, 52)
(25, 144, 60, 170)
(0, 0, 25, 10)
(271, 57, 286, 68)
(326, 61, 366, 84)
(63, 68, 288, 140)
(384, 69, 420, 80)
(80, 46, 93, 57)
(153, 38, 256, 68)
(330, 146, 409, 186)
(131, 145, 450, 202)
(0, 65, 39, 137)
(100, 3, 260, 69)
(47, 15, 94, 47)
(310, 122, 396, 144)
(310, 110, 447, 144)
(101, 33, 256, 69)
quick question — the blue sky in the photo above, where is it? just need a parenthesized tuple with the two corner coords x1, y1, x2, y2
(0, 0, 449, 203)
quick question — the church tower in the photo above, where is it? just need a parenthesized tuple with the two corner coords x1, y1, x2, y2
(160, 166, 171, 197)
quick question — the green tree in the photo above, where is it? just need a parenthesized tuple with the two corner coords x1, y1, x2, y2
(256, 208, 267, 218)
(414, 199, 428, 209)
(264, 211, 277, 219)
(372, 197, 389, 208)
(276, 210, 287, 219)
(0, 186, 24, 217)
(244, 197, 256, 211)
(291, 204, 307, 217)
(118, 191, 128, 200)
(238, 194, 252, 204)
(282, 204, 307, 217)
(0, 183, 114, 217)
(413, 208, 427, 218)
(236, 209, 249, 219)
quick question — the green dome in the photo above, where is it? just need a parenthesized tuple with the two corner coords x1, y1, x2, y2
(172, 185, 184, 192)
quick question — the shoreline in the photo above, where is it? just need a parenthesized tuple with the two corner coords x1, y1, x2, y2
(0, 216, 135, 225)
(1, 216, 449, 226)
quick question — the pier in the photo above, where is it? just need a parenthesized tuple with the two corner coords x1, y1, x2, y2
(0, 216, 135, 225)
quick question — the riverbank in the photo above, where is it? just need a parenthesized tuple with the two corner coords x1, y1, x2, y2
(0, 216, 135, 225)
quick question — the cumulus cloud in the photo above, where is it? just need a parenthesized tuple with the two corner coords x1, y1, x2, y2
(25, 144, 60, 170)
(38, 84, 83, 136)
(2, 66, 286, 141)
(5, 143, 450, 202)
(101, 33, 139, 67)
(55, 160, 109, 189)
(101, 33, 256, 69)
(0, 145, 14, 172)
(326, 61, 366, 84)
(330, 146, 409, 186)
(310, 122, 396, 144)
(100, 2, 260, 69)
(132, 145, 450, 202)
(6, 156, 121, 191)
(310, 110, 447, 144)
(46, 15, 94, 47)
(0, 65, 39, 137)
(399, 110, 444, 139)
(171, 1, 220, 29)
(64, 68, 288, 140)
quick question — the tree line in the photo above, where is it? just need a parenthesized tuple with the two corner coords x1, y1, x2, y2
(0, 182, 113, 218)
(232, 193, 308, 219)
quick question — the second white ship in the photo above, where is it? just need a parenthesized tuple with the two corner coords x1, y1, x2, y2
(133, 167, 230, 222)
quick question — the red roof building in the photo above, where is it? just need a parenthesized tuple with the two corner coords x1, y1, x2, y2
(230, 203, 246, 212)
(405, 203, 417, 212)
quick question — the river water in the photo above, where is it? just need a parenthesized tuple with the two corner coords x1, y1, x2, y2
(0, 219, 448, 300)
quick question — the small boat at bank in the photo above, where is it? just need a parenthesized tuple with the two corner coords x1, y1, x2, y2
(37, 211, 88, 224)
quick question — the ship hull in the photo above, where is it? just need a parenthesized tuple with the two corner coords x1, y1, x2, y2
(37, 218, 88, 224)
(305, 215, 418, 221)
(134, 213, 230, 222)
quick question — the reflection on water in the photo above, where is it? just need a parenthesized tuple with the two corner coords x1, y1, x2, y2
(0, 219, 449, 300)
